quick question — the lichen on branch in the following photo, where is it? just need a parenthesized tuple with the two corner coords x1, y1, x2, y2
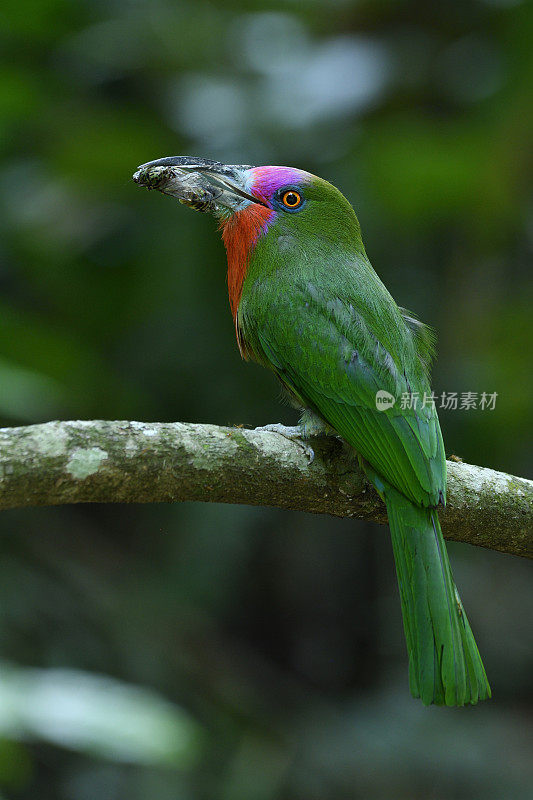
(0, 420, 531, 559)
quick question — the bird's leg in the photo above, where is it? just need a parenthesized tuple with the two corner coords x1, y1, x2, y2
(254, 410, 337, 463)
(254, 422, 316, 463)
(299, 409, 338, 438)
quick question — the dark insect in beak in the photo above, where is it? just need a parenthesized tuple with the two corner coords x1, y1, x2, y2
(133, 156, 268, 214)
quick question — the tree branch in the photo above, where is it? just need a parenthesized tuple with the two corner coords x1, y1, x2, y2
(0, 420, 530, 558)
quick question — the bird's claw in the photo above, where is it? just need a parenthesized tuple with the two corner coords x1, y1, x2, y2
(254, 423, 315, 464)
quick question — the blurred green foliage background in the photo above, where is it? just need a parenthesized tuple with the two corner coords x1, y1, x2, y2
(1, 0, 532, 798)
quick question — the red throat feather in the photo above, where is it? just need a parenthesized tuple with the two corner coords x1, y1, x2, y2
(220, 203, 273, 320)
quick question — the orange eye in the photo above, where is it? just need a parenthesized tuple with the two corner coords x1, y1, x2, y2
(281, 190, 302, 209)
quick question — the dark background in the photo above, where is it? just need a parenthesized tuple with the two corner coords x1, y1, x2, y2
(1, 1, 532, 798)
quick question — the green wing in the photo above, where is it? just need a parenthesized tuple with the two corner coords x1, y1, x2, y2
(240, 280, 446, 508)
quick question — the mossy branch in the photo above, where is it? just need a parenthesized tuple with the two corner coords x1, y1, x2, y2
(0, 420, 531, 558)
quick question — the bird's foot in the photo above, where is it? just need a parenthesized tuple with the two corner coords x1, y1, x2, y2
(254, 423, 315, 463)
(255, 423, 302, 437)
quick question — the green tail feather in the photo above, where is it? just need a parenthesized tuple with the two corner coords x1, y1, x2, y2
(384, 488, 490, 706)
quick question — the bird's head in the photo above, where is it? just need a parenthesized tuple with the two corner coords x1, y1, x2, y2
(133, 156, 363, 318)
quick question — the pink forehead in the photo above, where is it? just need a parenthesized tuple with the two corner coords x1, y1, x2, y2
(247, 166, 310, 198)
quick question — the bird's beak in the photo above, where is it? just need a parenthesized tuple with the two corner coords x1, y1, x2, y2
(132, 156, 268, 215)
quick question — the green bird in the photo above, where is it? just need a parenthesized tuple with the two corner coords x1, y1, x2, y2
(133, 156, 490, 706)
